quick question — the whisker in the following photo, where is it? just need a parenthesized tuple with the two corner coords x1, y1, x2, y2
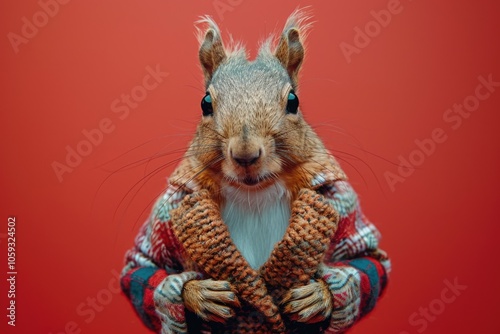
(140, 155, 224, 226)
(112, 154, 224, 248)
(142, 143, 222, 176)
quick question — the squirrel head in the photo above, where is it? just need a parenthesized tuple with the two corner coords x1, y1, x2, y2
(188, 9, 328, 195)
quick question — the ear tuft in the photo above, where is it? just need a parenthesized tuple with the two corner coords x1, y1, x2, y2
(288, 29, 300, 43)
(275, 8, 313, 86)
(196, 16, 227, 86)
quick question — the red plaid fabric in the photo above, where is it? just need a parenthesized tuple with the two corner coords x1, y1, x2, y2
(121, 173, 390, 333)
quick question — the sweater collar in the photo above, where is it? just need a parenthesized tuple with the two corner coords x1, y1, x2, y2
(168, 153, 345, 329)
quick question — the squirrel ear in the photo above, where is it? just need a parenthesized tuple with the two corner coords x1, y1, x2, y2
(275, 9, 311, 85)
(198, 21, 227, 84)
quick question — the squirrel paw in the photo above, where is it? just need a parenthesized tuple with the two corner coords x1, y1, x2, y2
(281, 280, 333, 324)
(182, 279, 240, 323)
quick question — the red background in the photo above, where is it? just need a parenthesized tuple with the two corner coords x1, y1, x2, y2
(1, 1, 499, 333)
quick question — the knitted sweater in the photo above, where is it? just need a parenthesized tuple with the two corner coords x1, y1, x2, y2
(121, 156, 390, 333)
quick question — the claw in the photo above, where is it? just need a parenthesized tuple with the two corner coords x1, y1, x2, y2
(282, 280, 333, 324)
(182, 279, 240, 323)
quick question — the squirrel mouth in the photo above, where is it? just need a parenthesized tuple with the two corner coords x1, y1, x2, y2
(242, 176, 260, 186)
(238, 173, 275, 187)
(225, 170, 274, 188)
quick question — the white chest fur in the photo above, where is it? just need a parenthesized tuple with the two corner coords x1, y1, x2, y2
(221, 182, 291, 269)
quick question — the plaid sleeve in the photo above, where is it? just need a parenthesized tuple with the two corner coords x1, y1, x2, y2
(121, 265, 168, 331)
(121, 188, 201, 333)
(318, 181, 390, 333)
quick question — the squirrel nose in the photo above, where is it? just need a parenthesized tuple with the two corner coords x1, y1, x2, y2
(231, 149, 261, 167)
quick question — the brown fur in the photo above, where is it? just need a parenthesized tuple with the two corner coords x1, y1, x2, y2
(182, 279, 240, 323)
(170, 8, 346, 325)
(281, 280, 333, 323)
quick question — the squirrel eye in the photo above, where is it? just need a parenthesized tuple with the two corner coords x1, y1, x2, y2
(286, 91, 299, 114)
(201, 93, 213, 116)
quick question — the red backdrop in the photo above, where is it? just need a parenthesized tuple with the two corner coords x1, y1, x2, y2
(1, 1, 499, 333)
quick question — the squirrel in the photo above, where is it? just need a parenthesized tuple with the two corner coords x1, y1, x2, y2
(121, 9, 390, 334)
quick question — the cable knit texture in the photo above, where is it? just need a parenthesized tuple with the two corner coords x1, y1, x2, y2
(120, 155, 390, 333)
(261, 189, 339, 290)
(171, 190, 285, 333)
